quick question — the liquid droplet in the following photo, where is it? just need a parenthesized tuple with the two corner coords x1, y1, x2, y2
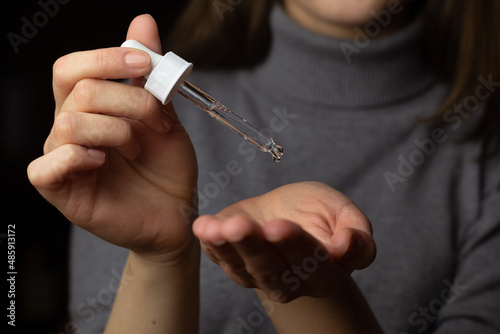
(270, 145, 284, 163)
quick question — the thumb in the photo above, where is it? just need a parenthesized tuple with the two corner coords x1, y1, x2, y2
(330, 227, 377, 270)
(125, 14, 162, 87)
(126, 14, 162, 53)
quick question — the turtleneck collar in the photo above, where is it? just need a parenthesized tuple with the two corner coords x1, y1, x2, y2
(245, 4, 435, 109)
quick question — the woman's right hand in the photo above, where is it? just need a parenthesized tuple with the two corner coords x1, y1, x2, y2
(27, 15, 198, 264)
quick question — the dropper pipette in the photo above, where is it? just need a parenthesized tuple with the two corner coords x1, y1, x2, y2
(121, 40, 284, 162)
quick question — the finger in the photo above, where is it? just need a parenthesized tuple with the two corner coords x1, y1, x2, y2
(262, 219, 329, 262)
(193, 216, 254, 287)
(194, 216, 245, 269)
(126, 14, 162, 87)
(262, 219, 342, 298)
(329, 227, 377, 270)
(127, 14, 162, 54)
(62, 78, 172, 134)
(220, 216, 290, 297)
(53, 47, 151, 111)
(28, 144, 105, 194)
(328, 198, 376, 269)
(194, 215, 238, 267)
(334, 199, 373, 236)
(46, 111, 140, 160)
(193, 215, 226, 246)
(124, 15, 183, 129)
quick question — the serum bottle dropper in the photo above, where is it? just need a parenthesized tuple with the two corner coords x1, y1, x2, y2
(121, 40, 284, 162)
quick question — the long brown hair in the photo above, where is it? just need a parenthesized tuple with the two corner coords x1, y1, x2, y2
(166, 0, 500, 155)
(166, 1, 274, 68)
(423, 0, 500, 156)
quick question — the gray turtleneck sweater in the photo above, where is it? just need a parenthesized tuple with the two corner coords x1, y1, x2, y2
(69, 5, 500, 334)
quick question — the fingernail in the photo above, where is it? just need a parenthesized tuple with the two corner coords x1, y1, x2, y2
(263, 230, 283, 242)
(211, 239, 227, 247)
(125, 51, 150, 69)
(342, 237, 359, 259)
(87, 148, 105, 161)
(225, 231, 245, 243)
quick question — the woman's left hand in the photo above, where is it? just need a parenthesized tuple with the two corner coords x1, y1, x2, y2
(193, 181, 376, 302)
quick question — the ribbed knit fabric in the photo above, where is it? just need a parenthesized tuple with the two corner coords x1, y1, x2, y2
(69, 5, 500, 334)
(248, 7, 433, 109)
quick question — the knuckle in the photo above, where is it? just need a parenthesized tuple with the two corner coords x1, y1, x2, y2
(89, 120, 112, 147)
(115, 118, 133, 141)
(99, 117, 132, 146)
(26, 160, 40, 186)
(123, 88, 157, 117)
(43, 137, 52, 154)
(53, 112, 76, 140)
(62, 145, 85, 169)
(52, 54, 70, 88)
(72, 78, 98, 109)
(93, 49, 111, 75)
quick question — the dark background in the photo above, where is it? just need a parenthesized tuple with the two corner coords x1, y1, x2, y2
(1, 1, 185, 332)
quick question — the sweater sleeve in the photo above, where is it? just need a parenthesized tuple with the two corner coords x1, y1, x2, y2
(433, 151, 500, 333)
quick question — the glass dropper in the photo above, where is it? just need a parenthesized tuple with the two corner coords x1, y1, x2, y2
(121, 40, 284, 162)
(178, 81, 284, 162)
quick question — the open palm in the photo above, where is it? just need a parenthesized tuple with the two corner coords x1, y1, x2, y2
(193, 182, 376, 301)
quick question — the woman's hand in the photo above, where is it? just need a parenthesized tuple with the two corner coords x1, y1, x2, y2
(27, 15, 198, 263)
(193, 181, 376, 302)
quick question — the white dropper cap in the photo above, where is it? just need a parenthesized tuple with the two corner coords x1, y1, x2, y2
(121, 40, 193, 105)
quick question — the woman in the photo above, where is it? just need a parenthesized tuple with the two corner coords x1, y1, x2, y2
(28, 0, 500, 333)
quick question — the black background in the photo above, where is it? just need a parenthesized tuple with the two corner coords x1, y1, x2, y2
(2, 1, 185, 332)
